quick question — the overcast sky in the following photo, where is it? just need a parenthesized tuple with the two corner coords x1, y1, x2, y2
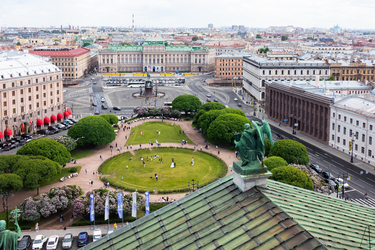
(1, 0, 374, 30)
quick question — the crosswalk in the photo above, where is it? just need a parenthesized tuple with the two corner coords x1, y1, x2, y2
(351, 197, 375, 208)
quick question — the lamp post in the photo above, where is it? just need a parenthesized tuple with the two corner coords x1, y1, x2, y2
(188, 179, 199, 192)
(291, 114, 296, 135)
(336, 172, 350, 199)
(350, 135, 356, 163)
(0, 192, 14, 229)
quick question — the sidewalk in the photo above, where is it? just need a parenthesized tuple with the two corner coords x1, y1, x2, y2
(8, 119, 235, 211)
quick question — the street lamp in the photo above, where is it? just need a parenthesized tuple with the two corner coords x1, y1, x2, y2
(350, 134, 356, 163)
(0, 192, 14, 229)
(336, 172, 350, 199)
(188, 179, 199, 192)
(291, 114, 296, 135)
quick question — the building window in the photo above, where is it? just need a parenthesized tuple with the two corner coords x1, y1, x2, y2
(43, 85, 46, 90)
(355, 144, 358, 151)
(43, 101, 46, 106)
(332, 123, 335, 130)
(3, 101, 6, 107)
(21, 98, 23, 103)
(369, 150, 372, 157)
(28, 96, 31, 101)
(370, 125, 373, 131)
(12, 100, 15, 105)
(337, 137, 340, 143)
(36, 103, 39, 108)
(343, 127, 346, 135)
(338, 114, 341, 120)
(4, 110, 7, 116)
(361, 147, 365, 154)
(36, 86, 39, 91)
(362, 134, 365, 142)
(12, 91, 15, 96)
(356, 120, 359, 126)
(363, 123, 366, 128)
(332, 134, 334, 140)
(13, 108, 16, 114)
(338, 125, 340, 133)
(343, 139, 346, 146)
(3, 93, 5, 98)
(344, 116, 346, 122)
(350, 118, 353, 124)
(370, 136, 372, 145)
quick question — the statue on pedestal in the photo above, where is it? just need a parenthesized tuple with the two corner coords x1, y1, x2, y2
(0, 207, 22, 250)
(233, 117, 273, 175)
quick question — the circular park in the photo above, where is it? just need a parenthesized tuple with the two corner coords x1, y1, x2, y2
(100, 147, 227, 193)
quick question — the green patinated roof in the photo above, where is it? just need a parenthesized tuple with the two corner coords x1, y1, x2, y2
(100, 43, 214, 53)
(82, 175, 334, 250)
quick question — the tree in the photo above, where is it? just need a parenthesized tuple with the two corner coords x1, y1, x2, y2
(269, 139, 309, 165)
(83, 42, 91, 47)
(192, 36, 198, 41)
(12, 156, 61, 195)
(281, 35, 288, 41)
(265, 137, 273, 157)
(0, 174, 23, 197)
(263, 156, 288, 171)
(270, 166, 314, 190)
(193, 102, 226, 127)
(16, 42, 21, 46)
(225, 108, 246, 117)
(172, 95, 202, 112)
(100, 114, 118, 125)
(369, 39, 373, 42)
(198, 110, 227, 133)
(327, 75, 335, 81)
(207, 114, 250, 144)
(17, 138, 71, 165)
(256, 34, 262, 39)
(68, 116, 116, 147)
(54, 135, 77, 152)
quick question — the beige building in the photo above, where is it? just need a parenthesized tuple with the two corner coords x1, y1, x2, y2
(99, 38, 215, 73)
(0, 52, 64, 139)
(29, 47, 91, 80)
(215, 54, 243, 78)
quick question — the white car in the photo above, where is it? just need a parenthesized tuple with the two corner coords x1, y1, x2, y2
(93, 228, 102, 242)
(62, 233, 73, 249)
(46, 235, 59, 250)
(32, 234, 47, 250)
(234, 98, 238, 101)
(336, 178, 349, 189)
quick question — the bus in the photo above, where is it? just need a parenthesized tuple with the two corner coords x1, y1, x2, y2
(127, 80, 145, 88)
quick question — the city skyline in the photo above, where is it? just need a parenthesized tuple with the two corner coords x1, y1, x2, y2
(1, 0, 375, 30)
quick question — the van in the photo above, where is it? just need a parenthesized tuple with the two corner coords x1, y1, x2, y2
(93, 229, 102, 242)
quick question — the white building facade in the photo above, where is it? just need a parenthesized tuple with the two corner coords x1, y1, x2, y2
(329, 95, 375, 167)
(242, 55, 330, 101)
(0, 52, 64, 139)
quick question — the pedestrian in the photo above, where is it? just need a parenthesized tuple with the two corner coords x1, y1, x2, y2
(130, 156, 132, 161)
(107, 182, 110, 188)
(200, 146, 202, 151)
(60, 215, 63, 222)
(120, 145, 122, 150)
(218, 151, 220, 155)
(85, 169, 87, 175)
(365, 193, 368, 199)
(116, 142, 118, 148)
(158, 131, 160, 135)
(130, 145, 133, 150)
(91, 180, 94, 186)
(127, 145, 129, 150)
(35, 222, 39, 232)
(100, 155, 103, 161)
(191, 157, 194, 165)
(160, 157, 163, 163)
(89, 179, 91, 185)
(229, 154, 231, 159)
(143, 161, 146, 168)
(111, 150, 113, 155)
(151, 156, 153, 161)
(114, 223, 117, 230)
(172, 157, 174, 162)
(93, 171, 95, 175)
(216, 145, 218, 150)
(140, 144, 142, 148)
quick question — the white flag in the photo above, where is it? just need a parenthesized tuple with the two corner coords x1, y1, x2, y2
(105, 195, 109, 221)
(132, 192, 137, 218)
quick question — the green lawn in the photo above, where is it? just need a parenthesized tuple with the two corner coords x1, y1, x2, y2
(101, 148, 226, 193)
(40, 166, 82, 187)
(70, 149, 96, 160)
(126, 121, 193, 145)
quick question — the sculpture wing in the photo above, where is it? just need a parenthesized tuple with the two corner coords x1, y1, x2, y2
(262, 117, 274, 146)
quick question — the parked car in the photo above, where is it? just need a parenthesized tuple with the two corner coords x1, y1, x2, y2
(310, 163, 322, 173)
(69, 118, 78, 123)
(327, 179, 337, 188)
(3, 143, 18, 151)
(113, 106, 121, 111)
(18, 235, 32, 250)
(77, 232, 89, 247)
(322, 171, 335, 180)
(62, 233, 73, 249)
(48, 126, 59, 134)
(102, 103, 108, 109)
(234, 98, 238, 101)
(46, 235, 59, 250)
(207, 98, 211, 102)
(213, 99, 218, 102)
(206, 93, 212, 97)
(62, 123, 72, 129)
(64, 120, 74, 125)
(56, 124, 67, 130)
(32, 234, 48, 250)
(21, 134, 32, 140)
(237, 103, 242, 107)
(93, 229, 102, 242)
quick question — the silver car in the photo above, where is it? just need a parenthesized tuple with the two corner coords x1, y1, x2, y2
(62, 233, 73, 249)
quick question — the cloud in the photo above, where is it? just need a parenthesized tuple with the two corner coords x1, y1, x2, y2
(0, 0, 374, 29)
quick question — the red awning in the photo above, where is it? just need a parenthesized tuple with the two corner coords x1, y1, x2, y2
(0, 132, 3, 138)
(66, 109, 72, 115)
(4, 129, 12, 136)
(37, 119, 43, 126)
(57, 113, 63, 120)
(44, 117, 50, 124)
(51, 115, 57, 122)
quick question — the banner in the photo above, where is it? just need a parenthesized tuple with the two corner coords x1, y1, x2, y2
(132, 192, 137, 218)
(145, 191, 150, 216)
(117, 192, 123, 219)
(105, 195, 109, 221)
(90, 194, 95, 222)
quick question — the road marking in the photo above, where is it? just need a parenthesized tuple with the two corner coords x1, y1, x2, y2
(367, 178, 375, 183)
(331, 160, 343, 166)
(356, 178, 373, 187)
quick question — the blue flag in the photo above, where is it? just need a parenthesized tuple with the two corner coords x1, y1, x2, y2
(105, 195, 109, 221)
(132, 192, 137, 218)
(145, 191, 150, 215)
(117, 192, 123, 219)
(90, 194, 95, 222)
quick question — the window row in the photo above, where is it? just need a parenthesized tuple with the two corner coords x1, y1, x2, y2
(3, 98, 60, 116)
(332, 113, 373, 130)
(262, 69, 328, 76)
(2, 76, 60, 89)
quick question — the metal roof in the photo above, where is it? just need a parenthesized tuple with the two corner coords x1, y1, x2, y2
(82, 175, 327, 250)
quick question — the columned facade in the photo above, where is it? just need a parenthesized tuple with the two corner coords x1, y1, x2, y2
(266, 82, 332, 144)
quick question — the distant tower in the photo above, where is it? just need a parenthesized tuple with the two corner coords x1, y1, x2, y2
(132, 14, 135, 30)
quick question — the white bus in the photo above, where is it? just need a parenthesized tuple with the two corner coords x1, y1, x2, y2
(127, 82, 145, 88)
(164, 102, 173, 108)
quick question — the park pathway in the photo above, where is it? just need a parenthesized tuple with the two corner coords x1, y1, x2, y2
(9, 119, 235, 210)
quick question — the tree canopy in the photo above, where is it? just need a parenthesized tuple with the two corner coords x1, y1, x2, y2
(68, 116, 116, 147)
(17, 138, 71, 165)
(0, 173, 23, 194)
(192, 36, 198, 41)
(207, 114, 250, 144)
(172, 95, 202, 112)
(270, 166, 314, 190)
(281, 35, 288, 41)
(0, 155, 61, 195)
(263, 156, 288, 171)
(269, 139, 309, 165)
(192, 102, 226, 127)
(100, 114, 119, 125)
(198, 110, 227, 133)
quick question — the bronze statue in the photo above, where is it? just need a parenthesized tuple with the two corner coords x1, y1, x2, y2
(233, 117, 273, 175)
(0, 207, 22, 250)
